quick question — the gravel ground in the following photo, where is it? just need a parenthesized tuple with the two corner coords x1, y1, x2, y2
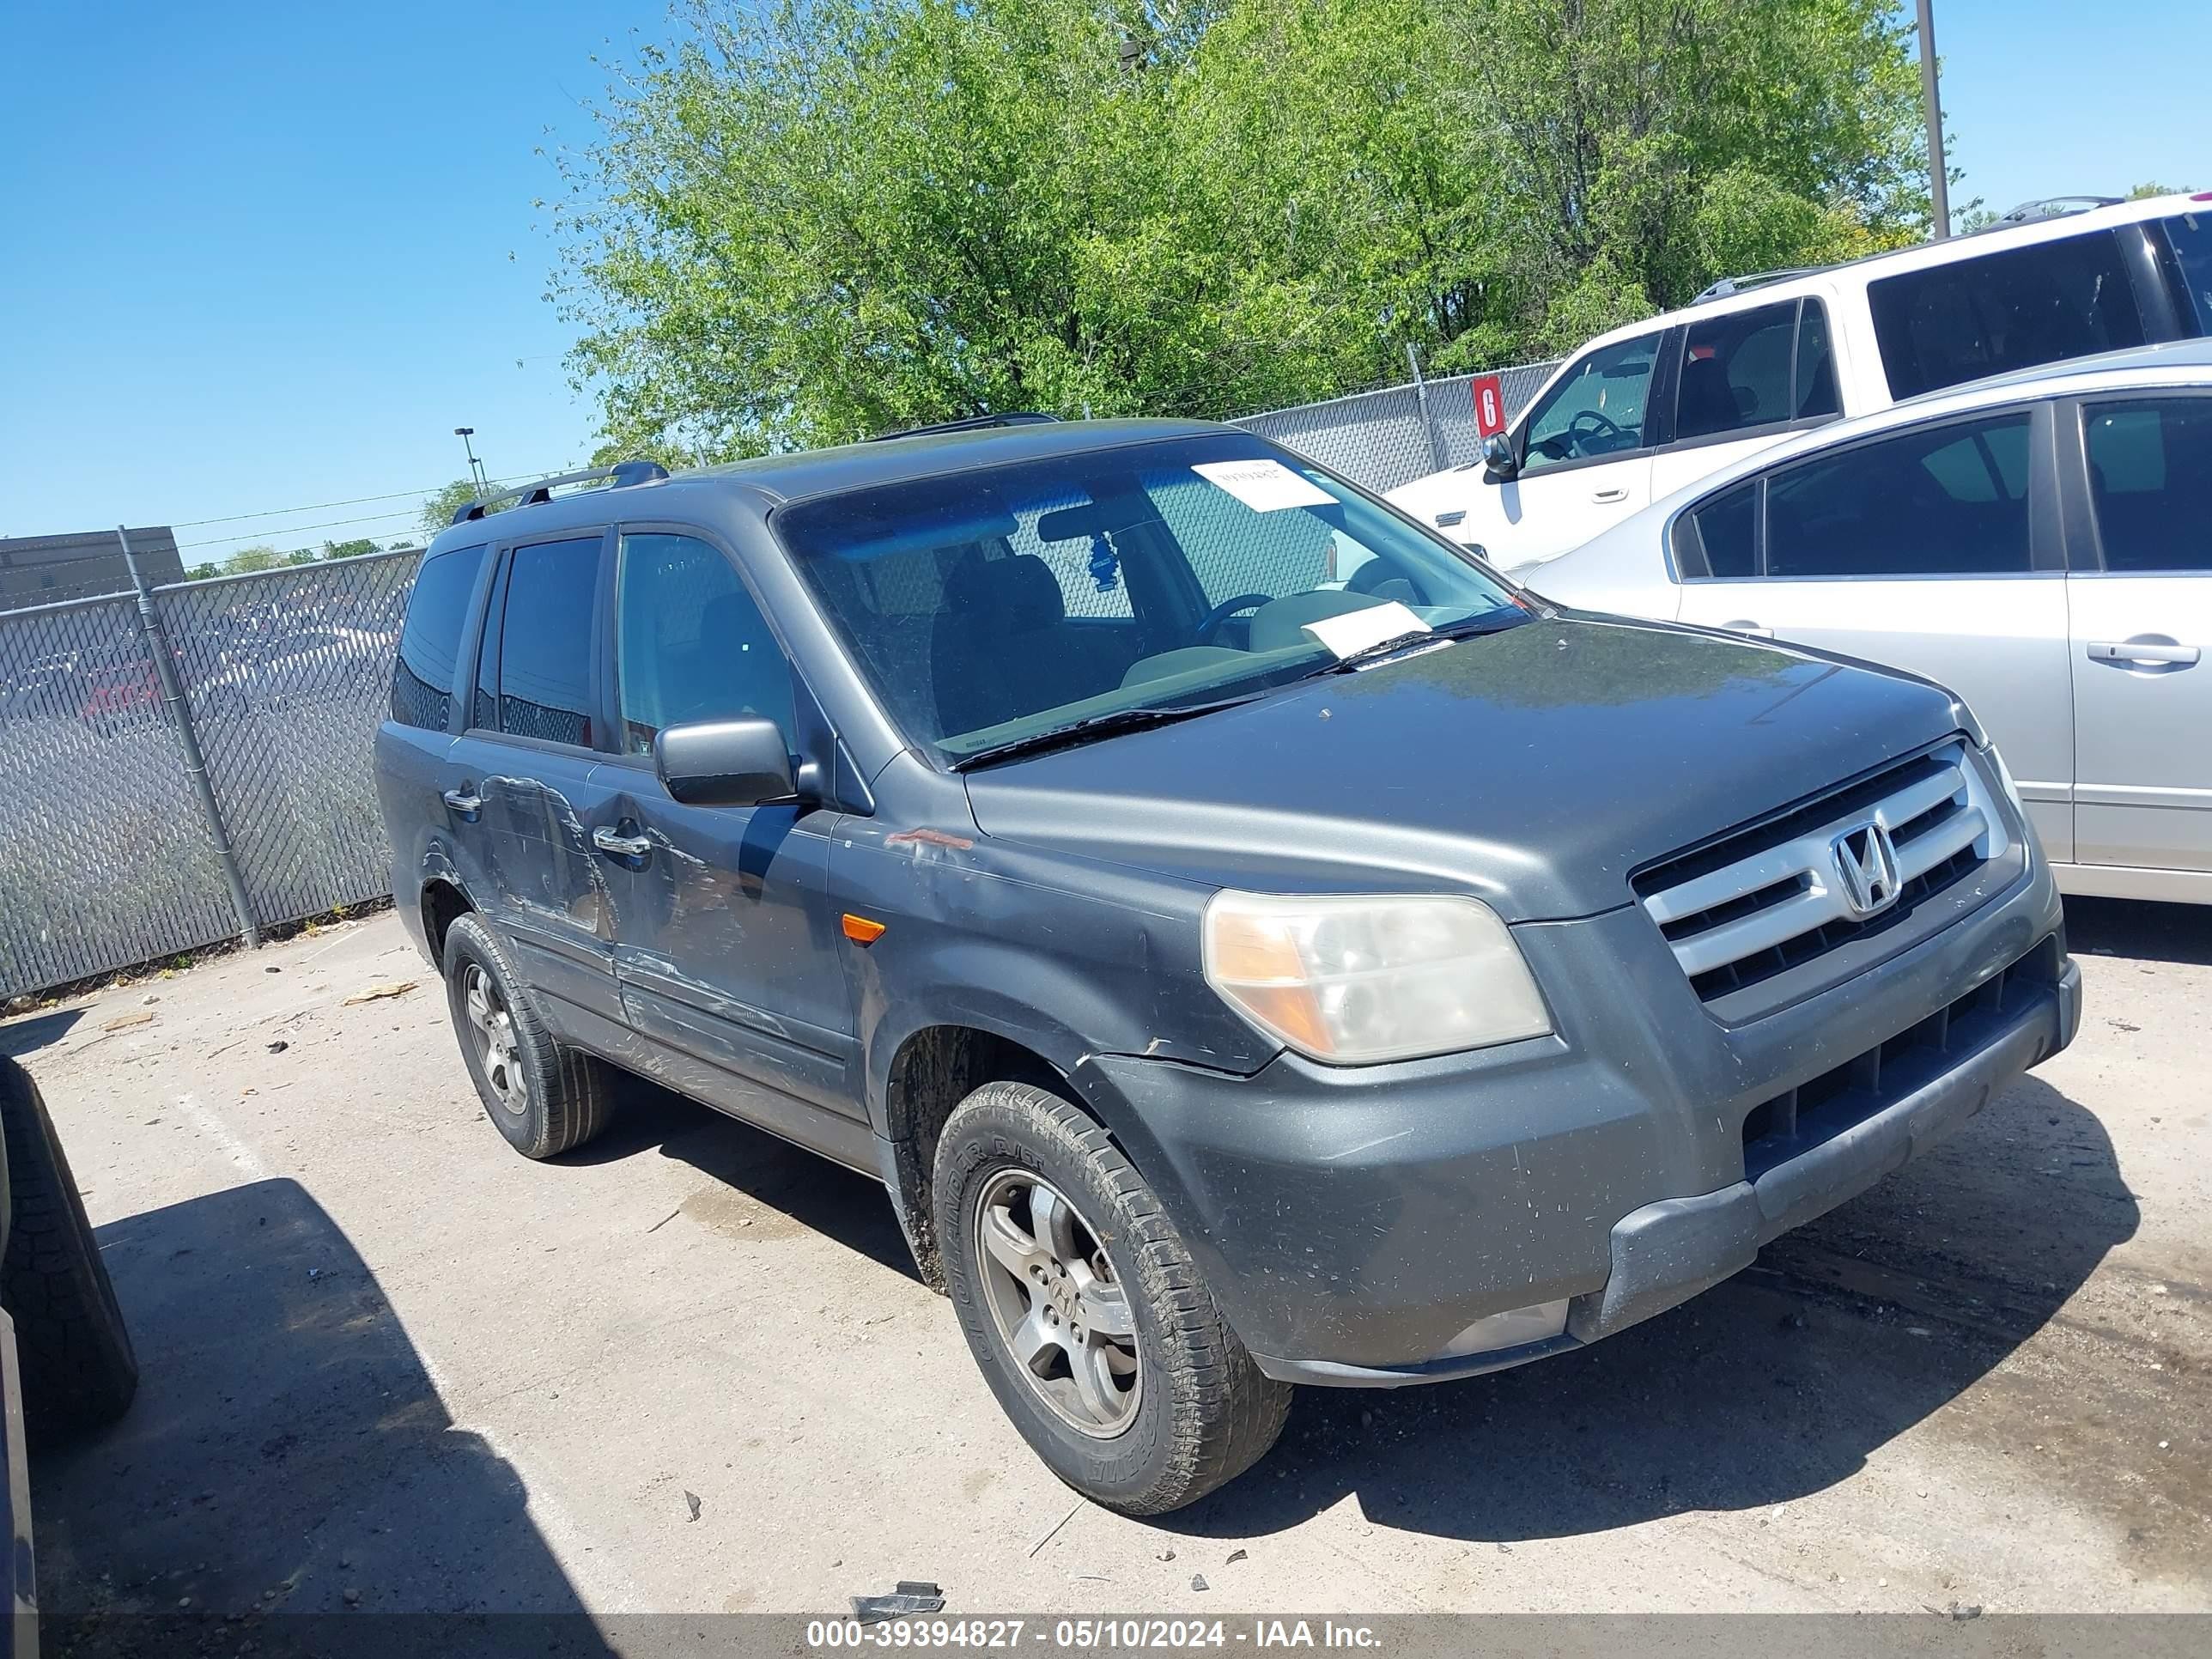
(6, 897, 2207, 1633)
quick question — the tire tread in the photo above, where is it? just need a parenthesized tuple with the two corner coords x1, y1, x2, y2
(936, 1081, 1289, 1515)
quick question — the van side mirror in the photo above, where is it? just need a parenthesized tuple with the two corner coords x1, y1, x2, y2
(1480, 431, 1519, 481)
(653, 718, 799, 807)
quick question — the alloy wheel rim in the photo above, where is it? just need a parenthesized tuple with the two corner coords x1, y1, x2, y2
(462, 964, 527, 1115)
(972, 1168, 1141, 1438)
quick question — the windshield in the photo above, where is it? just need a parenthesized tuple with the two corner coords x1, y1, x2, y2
(774, 433, 1516, 763)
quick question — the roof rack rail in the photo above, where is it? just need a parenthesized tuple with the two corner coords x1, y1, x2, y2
(866, 411, 1061, 442)
(1692, 267, 1824, 305)
(1995, 195, 2124, 226)
(450, 459, 670, 525)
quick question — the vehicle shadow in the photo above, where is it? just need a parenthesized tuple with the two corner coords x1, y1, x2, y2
(569, 1073, 921, 1284)
(33, 1176, 618, 1657)
(2063, 893, 2212, 967)
(0, 1007, 83, 1057)
(1164, 1074, 2136, 1544)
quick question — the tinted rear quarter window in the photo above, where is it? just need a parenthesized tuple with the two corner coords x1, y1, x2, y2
(1678, 481, 1759, 578)
(1869, 230, 2146, 400)
(1765, 413, 2034, 577)
(2161, 211, 2212, 331)
(389, 543, 487, 729)
(490, 538, 603, 746)
(2084, 398, 2212, 572)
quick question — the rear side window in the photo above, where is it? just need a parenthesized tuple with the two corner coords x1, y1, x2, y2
(2083, 398, 2212, 572)
(486, 538, 603, 747)
(1765, 413, 2034, 578)
(2162, 211, 2212, 331)
(1675, 301, 1798, 441)
(389, 543, 487, 729)
(1677, 480, 1759, 578)
(1869, 230, 2146, 399)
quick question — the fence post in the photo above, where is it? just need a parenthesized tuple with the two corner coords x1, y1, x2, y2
(1407, 343, 1447, 473)
(117, 526, 260, 949)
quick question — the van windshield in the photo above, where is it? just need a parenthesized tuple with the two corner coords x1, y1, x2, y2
(774, 433, 1516, 763)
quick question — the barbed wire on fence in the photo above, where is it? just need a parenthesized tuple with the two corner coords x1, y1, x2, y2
(0, 360, 1555, 1000)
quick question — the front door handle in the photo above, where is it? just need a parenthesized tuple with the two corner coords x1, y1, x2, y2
(2087, 637, 2200, 668)
(1721, 619, 1775, 638)
(592, 824, 653, 860)
(1590, 486, 1631, 503)
(441, 786, 483, 821)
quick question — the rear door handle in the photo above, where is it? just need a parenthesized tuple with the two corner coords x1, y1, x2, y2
(1721, 619, 1774, 638)
(2087, 638, 2200, 667)
(441, 786, 483, 821)
(592, 824, 653, 860)
(1590, 486, 1631, 503)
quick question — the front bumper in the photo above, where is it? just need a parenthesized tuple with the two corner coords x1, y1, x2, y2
(1077, 851, 2073, 1385)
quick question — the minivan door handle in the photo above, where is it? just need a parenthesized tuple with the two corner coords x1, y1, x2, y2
(441, 786, 483, 821)
(1590, 486, 1631, 503)
(592, 824, 653, 860)
(1721, 619, 1774, 638)
(2087, 637, 2200, 668)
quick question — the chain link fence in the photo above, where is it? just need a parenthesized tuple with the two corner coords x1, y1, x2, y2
(0, 359, 1558, 1000)
(1231, 359, 1559, 496)
(0, 550, 418, 998)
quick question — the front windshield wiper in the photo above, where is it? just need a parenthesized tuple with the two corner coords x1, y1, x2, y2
(948, 693, 1266, 771)
(1303, 608, 1534, 678)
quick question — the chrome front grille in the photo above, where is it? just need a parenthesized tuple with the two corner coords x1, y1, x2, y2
(1637, 742, 2008, 1001)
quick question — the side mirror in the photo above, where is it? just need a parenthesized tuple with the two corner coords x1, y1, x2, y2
(1480, 431, 1519, 481)
(653, 717, 799, 807)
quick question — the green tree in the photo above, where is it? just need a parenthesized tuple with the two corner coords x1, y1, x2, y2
(221, 545, 284, 575)
(2129, 181, 2194, 200)
(421, 479, 486, 537)
(322, 537, 381, 560)
(183, 562, 220, 581)
(556, 0, 1934, 455)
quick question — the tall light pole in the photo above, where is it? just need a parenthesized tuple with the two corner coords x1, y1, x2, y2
(454, 426, 491, 495)
(1917, 0, 1950, 240)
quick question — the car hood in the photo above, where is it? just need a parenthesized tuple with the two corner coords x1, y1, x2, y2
(962, 615, 1964, 922)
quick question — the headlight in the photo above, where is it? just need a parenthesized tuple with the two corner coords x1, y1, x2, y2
(1201, 892, 1552, 1065)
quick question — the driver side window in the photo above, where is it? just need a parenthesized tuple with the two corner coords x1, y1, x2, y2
(1520, 333, 1662, 474)
(616, 532, 796, 757)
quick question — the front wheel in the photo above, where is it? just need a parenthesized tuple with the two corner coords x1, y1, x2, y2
(933, 1082, 1289, 1514)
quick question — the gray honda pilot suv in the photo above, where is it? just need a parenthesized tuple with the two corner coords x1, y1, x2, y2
(374, 417, 2079, 1514)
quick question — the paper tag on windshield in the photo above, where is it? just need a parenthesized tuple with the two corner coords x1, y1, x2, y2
(1192, 458, 1334, 512)
(1302, 600, 1428, 659)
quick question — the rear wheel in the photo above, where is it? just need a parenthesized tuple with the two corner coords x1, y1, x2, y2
(0, 1057, 138, 1439)
(933, 1081, 1289, 1514)
(442, 914, 614, 1158)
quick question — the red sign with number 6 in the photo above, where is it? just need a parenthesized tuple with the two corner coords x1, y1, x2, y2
(1471, 374, 1506, 437)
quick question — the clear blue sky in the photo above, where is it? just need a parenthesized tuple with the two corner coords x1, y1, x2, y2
(1, 1, 2203, 564)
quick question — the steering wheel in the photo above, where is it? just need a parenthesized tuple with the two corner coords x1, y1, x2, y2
(1194, 592, 1273, 643)
(1567, 408, 1624, 451)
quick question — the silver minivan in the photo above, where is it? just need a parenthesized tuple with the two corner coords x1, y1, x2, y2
(1516, 340, 2212, 905)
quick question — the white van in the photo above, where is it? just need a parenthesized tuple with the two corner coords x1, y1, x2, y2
(1389, 193, 2212, 570)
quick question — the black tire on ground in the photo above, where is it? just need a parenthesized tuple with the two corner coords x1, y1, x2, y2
(442, 913, 615, 1159)
(933, 1080, 1291, 1515)
(0, 1056, 139, 1440)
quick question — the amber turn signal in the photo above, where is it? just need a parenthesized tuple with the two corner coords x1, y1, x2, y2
(842, 913, 887, 945)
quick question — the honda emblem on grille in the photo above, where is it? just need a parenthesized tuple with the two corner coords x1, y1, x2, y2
(1831, 822, 1901, 918)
